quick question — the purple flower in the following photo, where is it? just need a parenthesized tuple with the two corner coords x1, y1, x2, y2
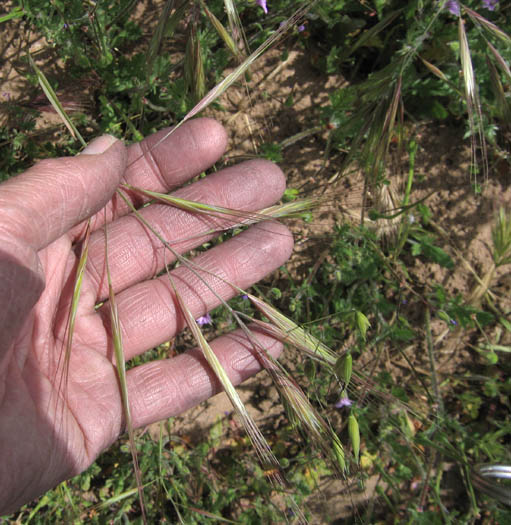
(196, 313, 212, 326)
(445, 0, 460, 16)
(449, 318, 458, 326)
(241, 294, 249, 300)
(297, 24, 306, 32)
(256, 0, 268, 14)
(482, 0, 498, 10)
(335, 395, 353, 408)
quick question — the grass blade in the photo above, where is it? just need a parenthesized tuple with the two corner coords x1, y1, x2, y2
(0, 5, 24, 23)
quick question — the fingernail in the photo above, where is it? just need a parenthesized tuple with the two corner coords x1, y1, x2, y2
(81, 135, 119, 155)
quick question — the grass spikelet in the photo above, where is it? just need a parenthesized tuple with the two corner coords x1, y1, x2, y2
(485, 40, 511, 82)
(28, 54, 86, 147)
(245, 294, 339, 366)
(201, 2, 242, 61)
(492, 207, 511, 267)
(185, 19, 206, 103)
(145, 0, 177, 76)
(487, 56, 511, 125)
(54, 221, 92, 420)
(458, 17, 488, 181)
(463, 6, 511, 45)
(420, 56, 464, 98)
(223, 0, 249, 57)
(335, 352, 352, 390)
(104, 227, 147, 523)
(332, 435, 346, 472)
(271, 367, 348, 474)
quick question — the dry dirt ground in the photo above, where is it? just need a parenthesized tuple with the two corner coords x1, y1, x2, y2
(1, 2, 510, 522)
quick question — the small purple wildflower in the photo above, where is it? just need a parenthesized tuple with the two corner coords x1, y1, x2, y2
(482, 0, 498, 10)
(449, 318, 458, 326)
(335, 395, 353, 408)
(297, 24, 306, 32)
(196, 313, 212, 326)
(256, 0, 268, 15)
(241, 294, 249, 300)
(445, 0, 460, 16)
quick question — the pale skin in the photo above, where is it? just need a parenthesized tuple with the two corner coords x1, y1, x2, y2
(0, 118, 293, 515)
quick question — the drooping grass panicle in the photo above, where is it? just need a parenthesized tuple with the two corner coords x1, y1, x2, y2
(166, 271, 285, 485)
(121, 183, 317, 230)
(115, 186, 349, 481)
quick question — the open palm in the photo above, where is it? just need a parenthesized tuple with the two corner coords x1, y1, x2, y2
(0, 119, 293, 514)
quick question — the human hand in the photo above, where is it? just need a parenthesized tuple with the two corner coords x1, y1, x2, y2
(0, 118, 293, 515)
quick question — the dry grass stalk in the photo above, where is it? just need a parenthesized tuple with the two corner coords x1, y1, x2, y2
(104, 223, 147, 523)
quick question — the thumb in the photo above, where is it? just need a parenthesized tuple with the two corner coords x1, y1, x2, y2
(0, 135, 126, 251)
(0, 135, 126, 357)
